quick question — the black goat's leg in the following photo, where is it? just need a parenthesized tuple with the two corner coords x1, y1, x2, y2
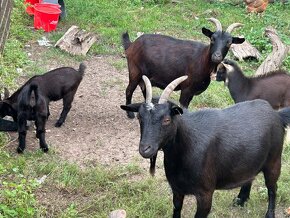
(263, 159, 281, 218)
(55, 91, 76, 127)
(195, 191, 213, 218)
(234, 182, 252, 206)
(172, 192, 184, 218)
(17, 113, 27, 153)
(179, 87, 195, 108)
(36, 115, 48, 152)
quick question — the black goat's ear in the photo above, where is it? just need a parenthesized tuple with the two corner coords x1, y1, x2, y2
(232, 37, 245, 44)
(4, 88, 9, 99)
(202, 27, 214, 38)
(120, 103, 141, 112)
(171, 106, 183, 116)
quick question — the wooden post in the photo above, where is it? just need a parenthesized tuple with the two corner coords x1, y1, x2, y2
(0, 0, 13, 54)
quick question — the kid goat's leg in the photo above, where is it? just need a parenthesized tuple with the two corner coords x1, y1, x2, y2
(17, 112, 27, 153)
(36, 115, 48, 152)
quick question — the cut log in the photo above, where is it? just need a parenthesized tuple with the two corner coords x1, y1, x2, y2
(109, 209, 126, 218)
(230, 39, 261, 61)
(255, 27, 290, 75)
(55, 25, 97, 56)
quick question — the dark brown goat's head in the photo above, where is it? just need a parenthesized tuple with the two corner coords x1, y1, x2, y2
(121, 75, 187, 159)
(202, 18, 245, 63)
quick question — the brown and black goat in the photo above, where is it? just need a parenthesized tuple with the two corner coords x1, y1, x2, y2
(215, 59, 290, 109)
(122, 17, 245, 119)
(121, 75, 290, 218)
(0, 63, 86, 127)
(17, 83, 48, 153)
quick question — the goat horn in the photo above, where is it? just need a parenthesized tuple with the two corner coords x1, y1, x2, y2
(158, 76, 188, 104)
(142, 75, 153, 104)
(226, 23, 243, 34)
(207, 17, 222, 32)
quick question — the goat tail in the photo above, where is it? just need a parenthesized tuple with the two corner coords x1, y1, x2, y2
(29, 83, 39, 102)
(278, 107, 290, 127)
(78, 62, 86, 77)
(122, 31, 131, 50)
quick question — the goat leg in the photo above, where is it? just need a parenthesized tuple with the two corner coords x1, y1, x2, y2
(195, 191, 213, 218)
(55, 93, 75, 127)
(17, 114, 27, 153)
(233, 182, 252, 207)
(36, 116, 48, 152)
(172, 192, 184, 218)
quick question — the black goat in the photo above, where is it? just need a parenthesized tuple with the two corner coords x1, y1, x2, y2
(0, 118, 17, 131)
(122, 17, 245, 119)
(0, 63, 86, 127)
(121, 75, 290, 218)
(215, 59, 290, 109)
(17, 83, 48, 153)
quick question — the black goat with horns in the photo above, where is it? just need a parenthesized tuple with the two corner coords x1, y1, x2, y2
(121, 75, 290, 218)
(122, 17, 245, 119)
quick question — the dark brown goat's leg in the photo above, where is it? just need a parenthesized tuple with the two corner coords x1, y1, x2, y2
(234, 182, 252, 206)
(173, 192, 184, 218)
(263, 159, 281, 218)
(179, 88, 195, 108)
(17, 113, 27, 153)
(36, 115, 48, 152)
(55, 91, 76, 127)
(195, 191, 213, 218)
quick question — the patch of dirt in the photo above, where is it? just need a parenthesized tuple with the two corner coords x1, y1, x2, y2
(6, 43, 153, 170)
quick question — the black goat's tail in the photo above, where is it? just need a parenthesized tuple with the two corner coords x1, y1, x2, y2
(278, 107, 290, 128)
(78, 62, 86, 77)
(122, 31, 131, 50)
(29, 83, 39, 102)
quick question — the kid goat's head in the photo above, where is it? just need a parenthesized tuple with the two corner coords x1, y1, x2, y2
(202, 18, 245, 63)
(121, 75, 188, 158)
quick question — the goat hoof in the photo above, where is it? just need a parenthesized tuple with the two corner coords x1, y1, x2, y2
(17, 147, 24, 153)
(42, 147, 49, 152)
(233, 197, 246, 207)
(54, 122, 62, 127)
(127, 112, 135, 119)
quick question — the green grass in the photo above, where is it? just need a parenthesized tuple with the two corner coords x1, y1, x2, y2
(1, 0, 290, 217)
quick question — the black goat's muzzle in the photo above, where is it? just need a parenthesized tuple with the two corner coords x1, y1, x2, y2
(211, 52, 223, 63)
(139, 143, 158, 159)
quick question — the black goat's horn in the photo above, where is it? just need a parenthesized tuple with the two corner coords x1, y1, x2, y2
(158, 76, 188, 104)
(142, 75, 153, 104)
(207, 17, 222, 32)
(226, 23, 243, 34)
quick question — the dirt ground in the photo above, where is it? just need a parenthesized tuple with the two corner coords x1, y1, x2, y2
(6, 44, 153, 170)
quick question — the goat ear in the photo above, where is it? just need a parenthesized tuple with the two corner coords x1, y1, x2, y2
(171, 106, 183, 116)
(120, 104, 141, 112)
(202, 28, 214, 38)
(4, 88, 10, 99)
(232, 37, 245, 44)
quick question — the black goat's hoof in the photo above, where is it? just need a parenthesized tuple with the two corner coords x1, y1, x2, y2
(127, 112, 135, 119)
(233, 197, 246, 207)
(54, 122, 62, 127)
(17, 147, 24, 153)
(41, 147, 49, 153)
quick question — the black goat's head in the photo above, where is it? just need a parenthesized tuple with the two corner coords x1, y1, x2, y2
(121, 76, 187, 158)
(202, 18, 245, 63)
(0, 88, 16, 119)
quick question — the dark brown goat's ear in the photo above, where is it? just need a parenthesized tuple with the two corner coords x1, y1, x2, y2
(232, 37, 245, 44)
(171, 106, 183, 116)
(120, 104, 141, 112)
(202, 27, 214, 38)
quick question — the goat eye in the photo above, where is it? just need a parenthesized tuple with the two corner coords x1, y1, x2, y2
(162, 117, 171, 126)
(137, 114, 140, 120)
(211, 38, 215, 44)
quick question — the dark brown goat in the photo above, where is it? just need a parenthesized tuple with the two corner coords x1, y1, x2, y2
(17, 83, 48, 153)
(122, 17, 245, 119)
(215, 59, 290, 109)
(0, 63, 86, 127)
(121, 75, 290, 218)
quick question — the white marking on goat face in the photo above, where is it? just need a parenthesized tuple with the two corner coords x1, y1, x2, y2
(145, 103, 154, 111)
(223, 63, 235, 74)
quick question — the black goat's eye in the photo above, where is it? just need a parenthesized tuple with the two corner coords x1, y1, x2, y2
(137, 114, 140, 120)
(211, 37, 215, 44)
(227, 41, 232, 47)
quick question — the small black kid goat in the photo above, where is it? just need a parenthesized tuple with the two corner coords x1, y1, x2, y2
(0, 63, 86, 127)
(121, 75, 290, 218)
(122, 17, 245, 119)
(17, 83, 48, 153)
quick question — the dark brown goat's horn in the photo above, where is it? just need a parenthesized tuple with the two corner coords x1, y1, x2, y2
(158, 76, 188, 104)
(207, 17, 222, 32)
(226, 23, 243, 34)
(142, 75, 153, 104)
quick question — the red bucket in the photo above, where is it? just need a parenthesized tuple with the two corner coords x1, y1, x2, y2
(24, 0, 39, 15)
(34, 5, 61, 32)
